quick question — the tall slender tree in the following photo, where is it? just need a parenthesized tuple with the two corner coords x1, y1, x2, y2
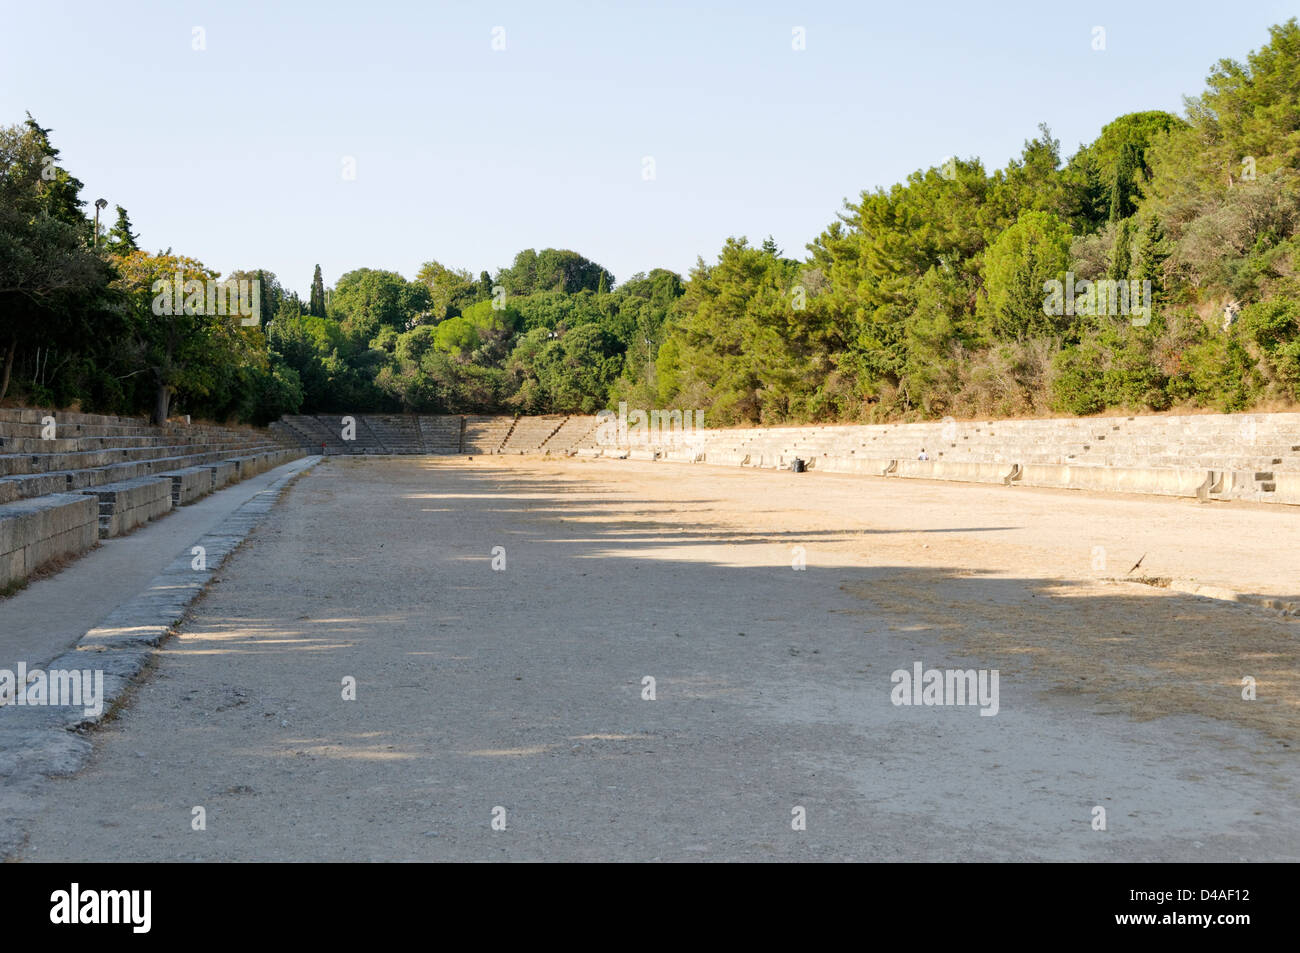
(1108, 142, 1142, 223)
(309, 264, 326, 316)
(1108, 218, 1134, 280)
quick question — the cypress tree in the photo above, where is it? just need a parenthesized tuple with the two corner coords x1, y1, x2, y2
(1109, 219, 1134, 280)
(1108, 142, 1142, 223)
(256, 268, 273, 327)
(1135, 216, 1167, 306)
(310, 264, 326, 316)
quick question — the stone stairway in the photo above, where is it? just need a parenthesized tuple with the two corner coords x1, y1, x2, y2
(501, 415, 567, 454)
(416, 416, 463, 454)
(461, 416, 515, 454)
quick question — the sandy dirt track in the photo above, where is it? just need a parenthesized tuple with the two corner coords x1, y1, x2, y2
(14, 456, 1299, 861)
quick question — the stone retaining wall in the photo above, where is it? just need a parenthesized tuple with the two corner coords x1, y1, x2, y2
(0, 495, 100, 588)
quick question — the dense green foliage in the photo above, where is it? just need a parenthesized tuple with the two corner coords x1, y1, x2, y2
(2, 21, 1298, 425)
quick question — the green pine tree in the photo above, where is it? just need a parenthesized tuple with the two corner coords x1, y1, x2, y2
(105, 205, 139, 254)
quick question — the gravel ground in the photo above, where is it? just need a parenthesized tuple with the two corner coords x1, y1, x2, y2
(12, 456, 1299, 861)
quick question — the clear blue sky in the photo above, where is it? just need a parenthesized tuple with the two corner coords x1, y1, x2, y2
(2, 1, 1293, 297)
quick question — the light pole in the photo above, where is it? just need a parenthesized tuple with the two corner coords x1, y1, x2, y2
(93, 198, 107, 247)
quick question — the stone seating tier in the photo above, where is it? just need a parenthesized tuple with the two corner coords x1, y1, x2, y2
(0, 408, 307, 588)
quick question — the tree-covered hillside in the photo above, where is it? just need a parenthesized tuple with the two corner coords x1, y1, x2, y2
(2, 20, 1297, 424)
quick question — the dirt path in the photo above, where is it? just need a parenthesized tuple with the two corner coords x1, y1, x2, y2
(13, 457, 1298, 861)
